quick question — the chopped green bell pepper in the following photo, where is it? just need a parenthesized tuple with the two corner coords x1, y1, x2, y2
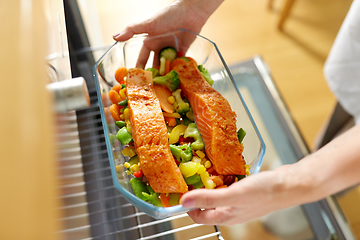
(116, 126, 133, 145)
(170, 144, 193, 163)
(237, 128, 246, 143)
(184, 123, 204, 150)
(185, 174, 201, 185)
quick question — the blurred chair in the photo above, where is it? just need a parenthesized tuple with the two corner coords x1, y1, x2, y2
(268, 0, 297, 30)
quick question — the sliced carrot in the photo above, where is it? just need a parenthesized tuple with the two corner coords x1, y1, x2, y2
(115, 67, 128, 84)
(186, 56, 198, 66)
(163, 112, 181, 118)
(165, 117, 177, 127)
(170, 58, 187, 71)
(210, 175, 224, 187)
(216, 185, 228, 189)
(165, 59, 171, 75)
(160, 193, 170, 208)
(207, 166, 218, 175)
(112, 83, 122, 93)
(153, 84, 174, 113)
(108, 90, 122, 104)
(109, 104, 121, 121)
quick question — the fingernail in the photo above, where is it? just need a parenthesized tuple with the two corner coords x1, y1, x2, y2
(181, 198, 195, 208)
(113, 32, 122, 39)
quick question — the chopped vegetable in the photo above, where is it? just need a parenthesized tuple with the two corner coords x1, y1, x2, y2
(146, 67, 159, 78)
(169, 124, 188, 144)
(204, 160, 212, 168)
(133, 170, 143, 178)
(115, 120, 126, 128)
(186, 108, 194, 121)
(236, 175, 246, 181)
(169, 193, 180, 206)
(115, 67, 128, 84)
(112, 83, 122, 93)
(118, 99, 128, 106)
(192, 180, 204, 189)
(160, 193, 171, 208)
(154, 84, 174, 113)
(196, 165, 206, 175)
(185, 174, 201, 185)
(159, 57, 166, 75)
(153, 70, 180, 91)
(163, 112, 181, 118)
(172, 89, 190, 115)
(128, 155, 139, 166)
(170, 58, 187, 71)
(108, 90, 122, 104)
(170, 144, 193, 163)
(237, 128, 246, 143)
(184, 123, 205, 150)
(165, 117, 177, 127)
(196, 150, 206, 159)
(200, 171, 216, 189)
(130, 177, 148, 201)
(210, 175, 224, 187)
(122, 146, 136, 158)
(179, 162, 200, 178)
(109, 104, 121, 121)
(142, 186, 163, 207)
(159, 47, 177, 61)
(198, 65, 214, 86)
(116, 126, 133, 145)
(165, 59, 171, 75)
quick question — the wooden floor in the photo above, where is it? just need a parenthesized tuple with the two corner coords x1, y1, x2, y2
(91, 0, 356, 239)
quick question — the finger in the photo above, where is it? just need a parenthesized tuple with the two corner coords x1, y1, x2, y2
(113, 19, 156, 42)
(181, 188, 234, 209)
(187, 207, 231, 225)
(136, 44, 151, 69)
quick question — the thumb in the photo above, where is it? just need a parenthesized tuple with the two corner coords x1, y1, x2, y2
(181, 188, 233, 209)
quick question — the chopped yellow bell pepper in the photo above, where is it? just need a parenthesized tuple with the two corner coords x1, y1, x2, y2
(169, 124, 188, 144)
(179, 162, 200, 178)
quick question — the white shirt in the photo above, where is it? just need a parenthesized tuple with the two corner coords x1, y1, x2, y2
(324, 0, 360, 125)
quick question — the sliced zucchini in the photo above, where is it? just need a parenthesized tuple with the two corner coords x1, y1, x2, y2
(179, 56, 190, 62)
(159, 47, 177, 61)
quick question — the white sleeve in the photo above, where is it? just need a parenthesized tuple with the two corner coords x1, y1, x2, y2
(324, 0, 360, 125)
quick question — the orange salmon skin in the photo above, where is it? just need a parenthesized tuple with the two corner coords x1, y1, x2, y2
(126, 68, 188, 193)
(173, 62, 246, 175)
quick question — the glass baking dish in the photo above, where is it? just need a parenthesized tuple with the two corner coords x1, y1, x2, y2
(93, 29, 266, 219)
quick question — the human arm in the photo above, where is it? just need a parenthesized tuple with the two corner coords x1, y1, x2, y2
(180, 123, 360, 225)
(112, 0, 224, 68)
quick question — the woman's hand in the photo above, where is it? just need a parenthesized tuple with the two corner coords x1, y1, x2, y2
(181, 168, 293, 225)
(182, 123, 360, 225)
(112, 0, 224, 68)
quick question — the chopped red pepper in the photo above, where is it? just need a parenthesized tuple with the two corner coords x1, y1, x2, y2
(133, 170, 143, 178)
(177, 51, 184, 58)
(179, 136, 194, 144)
(173, 157, 180, 166)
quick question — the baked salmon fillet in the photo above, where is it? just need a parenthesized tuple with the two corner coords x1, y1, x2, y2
(126, 68, 188, 193)
(173, 62, 246, 175)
